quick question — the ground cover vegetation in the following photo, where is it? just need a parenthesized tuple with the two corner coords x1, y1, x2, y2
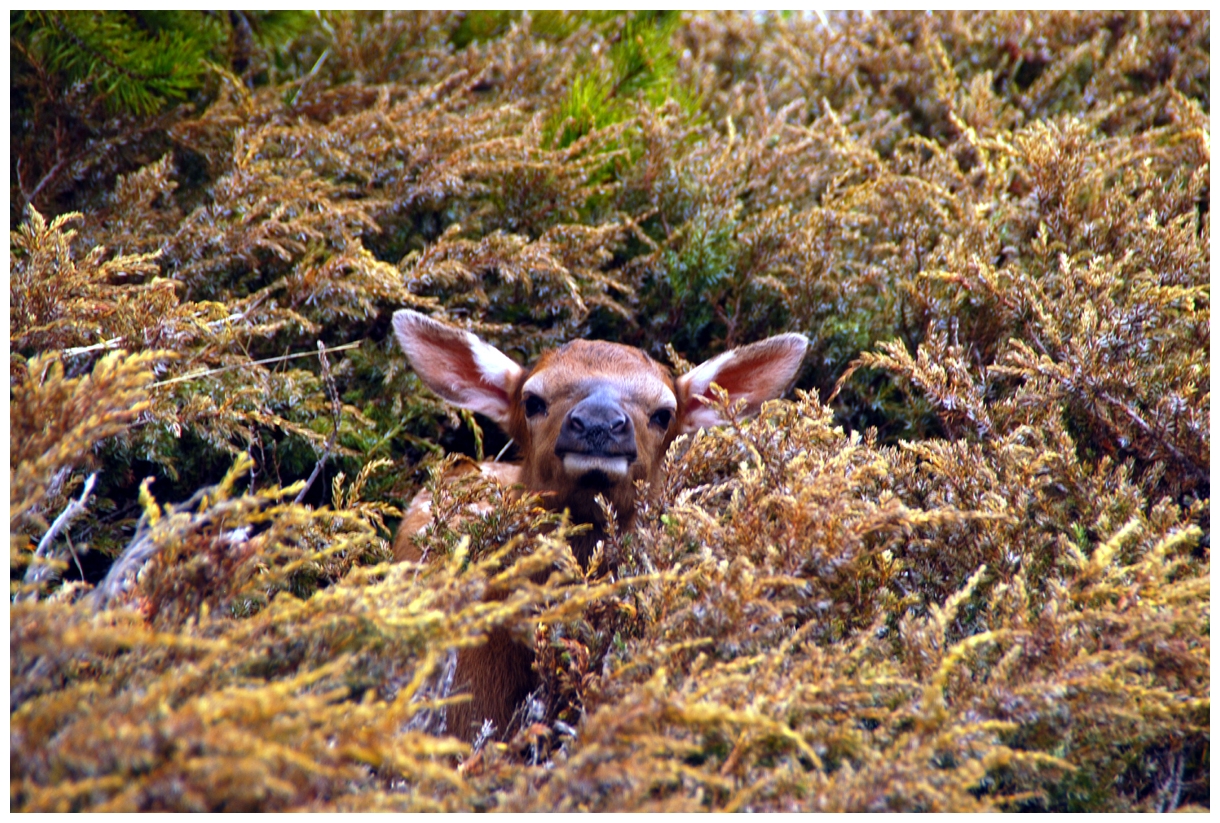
(10, 10, 1209, 812)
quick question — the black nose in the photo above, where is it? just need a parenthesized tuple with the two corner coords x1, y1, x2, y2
(555, 394, 636, 458)
(567, 404, 628, 434)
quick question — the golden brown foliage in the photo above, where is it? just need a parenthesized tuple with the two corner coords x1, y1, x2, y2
(11, 209, 169, 353)
(11, 349, 165, 538)
(10, 11, 1208, 812)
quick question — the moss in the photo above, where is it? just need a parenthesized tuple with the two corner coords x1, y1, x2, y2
(10, 10, 1209, 813)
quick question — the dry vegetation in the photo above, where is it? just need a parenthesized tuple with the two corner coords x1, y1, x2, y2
(10, 11, 1209, 812)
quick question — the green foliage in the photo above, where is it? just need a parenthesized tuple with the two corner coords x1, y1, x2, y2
(15, 11, 218, 116)
(10, 10, 313, 224)
(9, 10, 1209, 813)
(544, 11, 690, 150)
(12, 11, 312, 116)
(449, 11, 521, 49)
(10, 348, 167, 542)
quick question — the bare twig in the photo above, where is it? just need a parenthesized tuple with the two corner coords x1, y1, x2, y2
(62, 337, 127, 358)
(89, 483, 210, 610)
(63, 532, 85, 581)
(1095, 385, 1207, 483)
(149, 341, 361, 388)
(19, 473, 97, 601)
(1154, 750, 1186, 812)
(493, 438, 516, 463)
(294, 341, 342, 505)
(19, 157, 67, 215)
(89, 526, 157, 610)
(404, 648, 457, 737)
(290, 47, 331, 107)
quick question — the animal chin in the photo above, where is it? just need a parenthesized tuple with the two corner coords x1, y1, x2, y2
(561, 453, 631, 481)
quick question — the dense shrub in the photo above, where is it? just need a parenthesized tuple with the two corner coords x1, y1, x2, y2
(11, 11, 1208, 811)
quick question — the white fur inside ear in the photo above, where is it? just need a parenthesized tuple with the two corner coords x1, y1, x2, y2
(468, 331, 522, 391)
(675, 349, 737, 432)
(678, 349, 736, 399)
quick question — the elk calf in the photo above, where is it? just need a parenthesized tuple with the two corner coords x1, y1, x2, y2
(391, 310, 808, 740)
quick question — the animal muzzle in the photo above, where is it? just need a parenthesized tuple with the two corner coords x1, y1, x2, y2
(554, 395, 636, 480)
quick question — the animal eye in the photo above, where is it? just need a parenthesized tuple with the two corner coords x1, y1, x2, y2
(524, 394, 548, 418)
(649, 408, 673, 430)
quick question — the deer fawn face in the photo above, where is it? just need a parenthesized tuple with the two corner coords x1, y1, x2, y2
(392, 310, 809, 545)
(511, 339, 679, 530)
(391, 310, 809, 741)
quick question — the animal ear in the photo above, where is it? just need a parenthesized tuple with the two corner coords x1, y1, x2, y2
(392, 310, 523, 427)
(675, 333, 809, 433)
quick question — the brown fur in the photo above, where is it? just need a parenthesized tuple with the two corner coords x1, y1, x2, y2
(391, 310, 809, 741)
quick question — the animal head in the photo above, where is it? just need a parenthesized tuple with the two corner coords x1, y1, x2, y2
(392, 310, 808, 534)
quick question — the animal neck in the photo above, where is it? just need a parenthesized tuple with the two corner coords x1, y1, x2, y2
(536, 485, 634, 570)
(518, 451, 641, 570)
(562, 496, 637, 570)
(566, 529, 598, 571)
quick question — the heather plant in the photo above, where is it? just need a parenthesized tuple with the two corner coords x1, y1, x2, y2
(10, 11, 1208, 812)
